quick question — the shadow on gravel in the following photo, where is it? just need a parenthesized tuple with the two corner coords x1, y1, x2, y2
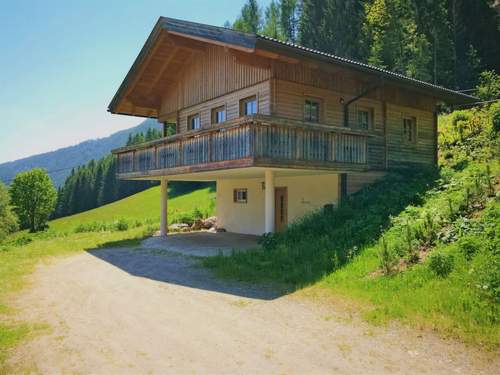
(87, 247, 284, 300)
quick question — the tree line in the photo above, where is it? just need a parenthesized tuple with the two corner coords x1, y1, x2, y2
(52, 129, 163, 218)
(230, 0, 499, 90)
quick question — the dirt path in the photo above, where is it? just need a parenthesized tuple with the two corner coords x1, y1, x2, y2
(7, 247, 498, 374)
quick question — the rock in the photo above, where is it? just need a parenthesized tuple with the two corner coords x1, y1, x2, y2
(215, 227, 226, 233)
(191, 219, 204, 231)
(202, 216, 217, 229)
(169, 223, 190, 232)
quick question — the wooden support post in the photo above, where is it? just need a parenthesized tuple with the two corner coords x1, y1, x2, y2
(160, 178, 168, 236)
(264, 169, 275, 233)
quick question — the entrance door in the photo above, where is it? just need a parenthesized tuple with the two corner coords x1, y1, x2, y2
(274, 187, 288, 232)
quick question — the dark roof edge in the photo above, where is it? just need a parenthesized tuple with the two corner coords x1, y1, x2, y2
(255, 36, 477, 104)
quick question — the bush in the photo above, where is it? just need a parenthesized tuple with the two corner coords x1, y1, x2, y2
(457, 236, 480, 260)
(378, 237, 398, 275)
(490, 101, 500, 133)
(115, 219, 129, 231)
(476, 70, 500, 101)
(471, 250, 500, 304)
(428, 252, 454, 277)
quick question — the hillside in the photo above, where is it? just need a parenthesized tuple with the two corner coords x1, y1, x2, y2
(50, 186, 215, 233)
(205, 104, 500, 347)
(0, 119, 159, 187)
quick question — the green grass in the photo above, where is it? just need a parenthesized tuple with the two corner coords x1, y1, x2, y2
(50, 186, 215, 232)
(0, 186, 214, 368)
(204, 105, 500, 348)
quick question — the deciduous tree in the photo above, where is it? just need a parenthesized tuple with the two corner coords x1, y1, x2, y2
(10, 168, 57, 232)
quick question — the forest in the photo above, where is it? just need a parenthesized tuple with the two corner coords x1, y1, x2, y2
(230, 0, 499, 91)
(52, 128, 163, 218)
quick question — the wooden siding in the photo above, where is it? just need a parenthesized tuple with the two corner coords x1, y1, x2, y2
(159, 45, 271, 118)
(147, 46, 439, 171)
(176, 81, 271, 133)
(273, 79, 386, 169)
(386, 104, 437, 167)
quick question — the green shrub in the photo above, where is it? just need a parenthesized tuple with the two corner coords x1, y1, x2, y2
(173, 212, 195, 225)
(13, 235, 32, 247)
(378, 237, 398, 275)
(192, 207, 204, 220)
(476, 70, 500, 101)
(470, 250, 500, 304)
(490, 101, 500, 133)
(451, 111, 471, 129)
(428, 252, 454, 277)
(258, 232, 278, 251)
(115, 219, 129, 231)
(457, 236, 480, 260)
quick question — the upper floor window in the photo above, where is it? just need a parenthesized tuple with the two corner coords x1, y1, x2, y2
(403, 116, 416, 143)
(212, 106, 226, 125)
(188, 114, 201, 130)
(304, 99, 320, 122)
(357, 107, 372, 130)
(240, 96, 257, 116)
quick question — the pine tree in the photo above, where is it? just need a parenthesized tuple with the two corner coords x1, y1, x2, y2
(233, 0, 262, 33)
(262, 0, 282, 39)
(298, 0, 324, 49)
(280, 0, 300, 42)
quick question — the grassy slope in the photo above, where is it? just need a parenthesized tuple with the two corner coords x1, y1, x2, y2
(0, 187, 214, 366)
(205, 105, 500, 347)
(50, 186, 215, 232)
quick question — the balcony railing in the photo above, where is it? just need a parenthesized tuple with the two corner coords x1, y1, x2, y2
(113, 115, 370, 177)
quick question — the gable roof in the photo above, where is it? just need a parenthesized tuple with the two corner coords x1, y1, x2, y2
(108, 17, 477, 116)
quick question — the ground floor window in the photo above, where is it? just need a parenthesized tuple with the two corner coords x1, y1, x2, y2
(233, 188, 248, 203)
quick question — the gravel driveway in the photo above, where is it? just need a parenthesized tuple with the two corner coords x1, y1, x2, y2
(7, 247, 497, 374)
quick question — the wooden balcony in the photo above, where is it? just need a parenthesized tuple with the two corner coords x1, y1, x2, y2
(112, 115, 375, 179)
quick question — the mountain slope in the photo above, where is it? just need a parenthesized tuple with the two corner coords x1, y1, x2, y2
(0, 119, 159, 187)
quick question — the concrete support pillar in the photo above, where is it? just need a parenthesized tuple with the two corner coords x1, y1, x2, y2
(160, 178, 168, 236)
(264, 169, 275, 233)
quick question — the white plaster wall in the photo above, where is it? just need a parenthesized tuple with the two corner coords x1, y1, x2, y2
(216, 174, 339, 235)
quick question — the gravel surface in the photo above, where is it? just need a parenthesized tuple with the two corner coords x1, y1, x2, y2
(7, 247, 498, 374)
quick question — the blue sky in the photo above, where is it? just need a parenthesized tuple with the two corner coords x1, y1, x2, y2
(0, 0, 271, 163)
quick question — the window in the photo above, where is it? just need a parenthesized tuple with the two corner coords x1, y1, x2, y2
(211, 106, 226, 125)
(233, 188, 248, 203)
(357, 108, 372, 130)
(188, 114, 201, 130)
(240, 96, 257, 116)
(403, 116, 416, 142)
(304, 99, 320, 122)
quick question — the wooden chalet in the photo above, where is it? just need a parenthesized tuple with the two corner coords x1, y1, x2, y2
(109, 17, 476, 235)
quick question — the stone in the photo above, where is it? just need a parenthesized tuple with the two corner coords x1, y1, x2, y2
(169, 223, 190, 232)
(202, 216, 217, 229)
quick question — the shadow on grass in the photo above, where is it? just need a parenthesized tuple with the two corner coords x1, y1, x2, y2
(203, 167, 440, 289)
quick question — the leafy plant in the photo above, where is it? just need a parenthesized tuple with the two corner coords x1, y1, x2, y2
(428, 252, 454, 277)
(378, 237, 397, 275)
